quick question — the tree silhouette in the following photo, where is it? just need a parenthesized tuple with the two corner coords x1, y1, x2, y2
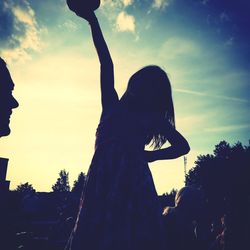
(186, 140, 250, 250)
(72, 172, 86, 194)
(52, 169, 70, 193)
(15, 182, 36, 194)
(186, 140, 250, 209)
(159, 188, 177, 209)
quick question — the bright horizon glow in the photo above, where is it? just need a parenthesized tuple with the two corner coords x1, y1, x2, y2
(0, 0, 249, 194)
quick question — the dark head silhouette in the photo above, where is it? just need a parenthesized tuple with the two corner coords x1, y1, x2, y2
(0, 57, 19, 137)
(120, 65, 175, 149)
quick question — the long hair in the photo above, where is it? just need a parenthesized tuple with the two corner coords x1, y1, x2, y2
(120, 65, 175, 149)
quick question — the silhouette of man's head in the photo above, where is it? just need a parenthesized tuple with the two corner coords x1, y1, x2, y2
(0, 57, 19, 137)
(120, 65, 175, 149)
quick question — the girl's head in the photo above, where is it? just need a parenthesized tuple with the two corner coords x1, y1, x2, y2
(120, 65, 175, 149)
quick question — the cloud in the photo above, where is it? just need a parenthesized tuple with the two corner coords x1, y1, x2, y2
(201, 0, 209, 5)
(123, 0, 133, 7)
(220, 11, 230, 23)
(100, 1, 136, 33)
(116, 11, 135, 33)
(174, 88, 250, 104)
(12, 5, 35, 26)
(225, 36, 234, 46)
(160, 37, 200, 60)
(204, 124, 250, 133)
(101, 0, 133, 8)
(100, 0, 138, 37)
(101, 0, 122, 8)
(152, 0, 172, 10)
(61, 20, 78, 31)
(176, 114, 207, 134)
(0, 0, 43, 63)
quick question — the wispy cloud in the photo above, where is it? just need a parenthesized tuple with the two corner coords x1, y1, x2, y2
(0, 0, 44, 63)
(101, 0, 121, 7)
(201, 0, 209, 5)
(13, 5, 35, 26)
(176, 114, 207, 134)
(174, 88, 250, 103)
(220, 11, 230, 23)
(205, 124, 250, 133)
(101, 0, 133, 8)
(123, 0, 133, 7)
(152, 0, 172, 10)
(116, 11, 135, 33)
(225, 36, 234, 46)
(60, 20, 78, 31)
(160, 37, 201, 60)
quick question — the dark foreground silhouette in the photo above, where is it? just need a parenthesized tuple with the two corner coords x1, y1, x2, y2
(0, 140, 249, 250)
(0, 57, 19, 249)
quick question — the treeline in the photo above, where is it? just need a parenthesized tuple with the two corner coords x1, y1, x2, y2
(15, 171, 87, 195)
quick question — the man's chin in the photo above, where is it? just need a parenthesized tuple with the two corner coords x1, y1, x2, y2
(0, 126, 11, 137)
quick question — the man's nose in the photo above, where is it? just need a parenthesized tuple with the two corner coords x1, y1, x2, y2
(12, 96, 19, 109)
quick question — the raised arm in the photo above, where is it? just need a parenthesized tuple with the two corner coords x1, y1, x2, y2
(79, 11, 118, 111)
(144, 124, 190, 162)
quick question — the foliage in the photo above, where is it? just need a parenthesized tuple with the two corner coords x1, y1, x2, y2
(159, 188, 178, 209)
(52, 169, 70, 193)
(168, 188, 178, 198)
(186, 140, 250, 218)
(72, 172, 86, 194)
(15, 182, 36, 194)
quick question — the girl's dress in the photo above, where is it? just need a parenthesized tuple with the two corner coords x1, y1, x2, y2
(65, 104, 165, 250)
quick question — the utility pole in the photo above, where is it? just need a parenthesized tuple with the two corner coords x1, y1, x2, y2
(0, 157, 10, 192)
(184, 156, 187, 185)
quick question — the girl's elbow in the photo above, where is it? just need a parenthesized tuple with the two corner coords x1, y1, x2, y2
(181, 141, 190, 155)
(175, 140, 190, 156)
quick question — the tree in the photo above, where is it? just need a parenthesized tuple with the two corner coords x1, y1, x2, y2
(186, 140, 250, 209)
(52, 169, 70, 193)
(186, 140, 250, 249)
(159, 189, 177, 209)
(15, 182, 36, 194)
(72, 172, 86, 194)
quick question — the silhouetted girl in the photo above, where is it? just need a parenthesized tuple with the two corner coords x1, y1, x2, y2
(65, 5, 190, 250)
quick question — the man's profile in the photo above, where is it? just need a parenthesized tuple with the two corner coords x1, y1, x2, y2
(0, 57, 19, 137)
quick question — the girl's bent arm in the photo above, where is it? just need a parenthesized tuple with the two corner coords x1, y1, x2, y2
(145, 126, 190, 162)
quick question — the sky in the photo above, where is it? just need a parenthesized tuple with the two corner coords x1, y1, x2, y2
(0, 0, 249, 194)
